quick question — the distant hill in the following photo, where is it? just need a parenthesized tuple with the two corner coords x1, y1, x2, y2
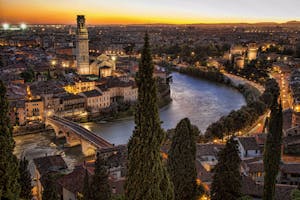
(285, 21, 300, 25)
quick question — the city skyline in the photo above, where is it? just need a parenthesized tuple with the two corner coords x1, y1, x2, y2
(1, 0, 300, 25)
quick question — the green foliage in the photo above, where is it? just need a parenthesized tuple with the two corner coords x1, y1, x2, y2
(47, 69, 52, 80)
(178, 66, 232, 85)
(196, 183, 207, 198)
(205, 78, 279, 140)
(260, 79, 280, 107)
(211, 137, 241, 200)
(153, 43, 228, 64)
(296, 42, 300, 58)
(82, 169, 90, 200)
(291, 189, 300, 200)
(125, 33, 174, 200)
(239, 196, 253, 200)
(237, 84, 261, 104)
(20, 68, 35, 82)
(224, 60, 270, 85)
(19, 157, 33, 200)
(123, 43, 135, 54)
(263, 99, 283, 200)
(42, 174, 59, 200)
(89, 154, 111, 200)
(0, 80, 21, 199)
(168, 118, 199, 200)
(112, 194, 125, 200)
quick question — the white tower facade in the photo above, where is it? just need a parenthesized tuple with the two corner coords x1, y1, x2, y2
(76, 15, 90, 75)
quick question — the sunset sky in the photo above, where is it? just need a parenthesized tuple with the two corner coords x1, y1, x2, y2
(1, 0, 300, 24)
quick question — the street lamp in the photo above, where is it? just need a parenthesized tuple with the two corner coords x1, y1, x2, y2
(2, 23, 9, 30)
(20, 23, 27, 30)
(51, 60, 56, 66)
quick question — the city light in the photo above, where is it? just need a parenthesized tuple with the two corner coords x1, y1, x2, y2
(2, 23, 9, 30)
(111, 56, 117, 61)
(20, 23, 27, 30)
(51, 60, 56, 66)
(199, 194, 210, 200)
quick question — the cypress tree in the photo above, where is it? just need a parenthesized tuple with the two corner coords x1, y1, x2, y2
(19, 157, 33, 200)
(89, 154, 111, 200)
(42, 174, 58, 200)
(263, 99, 283, 200)
(82, 169, 90, 200)
(167, 118, 198, 200)
(125, 33, 174, 200)
(0, 80, 21, 199)
(211, 137, 241, 200)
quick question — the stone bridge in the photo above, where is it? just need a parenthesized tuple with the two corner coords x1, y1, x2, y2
(45, 116, 113, 156)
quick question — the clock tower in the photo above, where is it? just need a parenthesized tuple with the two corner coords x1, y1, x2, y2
(76, 15, 90, 75)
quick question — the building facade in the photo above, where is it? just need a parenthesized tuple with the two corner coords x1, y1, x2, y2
(76, 15, 90, 75)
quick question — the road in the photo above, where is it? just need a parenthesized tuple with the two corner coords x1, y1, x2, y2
(270, 71, 292, 110)
(223, 72, 265, 94)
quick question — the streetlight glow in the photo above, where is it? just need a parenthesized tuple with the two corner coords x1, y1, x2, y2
(2, 23, 9, 30)
(20, 23, 27, 30)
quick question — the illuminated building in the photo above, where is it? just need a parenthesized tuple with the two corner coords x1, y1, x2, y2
(89, 54, 116, 77)
(234, 56, 245, 69)
(247, 43, 258, 61)
(64, 80, 96, 94)
(76, 15, 90, 75)
(25, 99, 44, 121)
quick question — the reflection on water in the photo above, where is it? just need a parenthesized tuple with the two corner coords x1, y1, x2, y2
(82, 72, 246, 145)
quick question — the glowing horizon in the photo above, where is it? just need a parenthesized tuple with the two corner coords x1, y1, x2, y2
(1, 0, 299, 25)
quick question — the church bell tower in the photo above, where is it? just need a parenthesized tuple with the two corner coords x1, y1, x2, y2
(76, 15, 90, 75)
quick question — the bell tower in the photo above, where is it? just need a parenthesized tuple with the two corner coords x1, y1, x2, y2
(76, 15, 90, 75)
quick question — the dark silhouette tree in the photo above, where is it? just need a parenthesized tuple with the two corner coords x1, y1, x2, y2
(211, 137, 241, 200)
(0, 80, 21, 199)
(89, 154, 111, 200)
(125, 33, 174, 200)
(82, 169, 90, 200)
(263, 99, 283, 200)
(42, 174, 58, 200)
(19, 157, 33, 200)
(167, 118, 199, 200)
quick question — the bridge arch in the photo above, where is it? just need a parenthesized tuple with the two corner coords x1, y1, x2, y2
(45, 116, 113, 156)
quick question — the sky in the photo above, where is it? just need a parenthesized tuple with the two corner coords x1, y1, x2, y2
(1, 0, 300, 24)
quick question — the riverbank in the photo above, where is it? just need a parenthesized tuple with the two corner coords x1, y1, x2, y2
(205, 78, 279, 140)
(81, 72, 246, 145)
(164, 65, 273, 141)
(83, 83, 172, 123)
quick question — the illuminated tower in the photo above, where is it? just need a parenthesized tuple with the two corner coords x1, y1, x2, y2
(76, 15, 90, 75)
(247, 43, 258, 61)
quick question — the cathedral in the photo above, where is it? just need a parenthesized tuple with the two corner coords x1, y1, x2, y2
(76, 15, 115, 77)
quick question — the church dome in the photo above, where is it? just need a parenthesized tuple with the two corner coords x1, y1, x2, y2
(97, 54, 110, 61)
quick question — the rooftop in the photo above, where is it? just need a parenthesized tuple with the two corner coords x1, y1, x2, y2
(81, 89, 102, 97)
(33, 155, 68, 176)
(237, 136, 260, 151)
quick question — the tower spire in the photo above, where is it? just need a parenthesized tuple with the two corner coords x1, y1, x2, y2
(76, 15, 90, 75)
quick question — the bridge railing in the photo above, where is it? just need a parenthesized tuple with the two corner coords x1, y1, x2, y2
(47, 116, 113, 148)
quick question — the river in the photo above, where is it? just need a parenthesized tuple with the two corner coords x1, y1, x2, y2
(81, 72, 246, 145)
(14, 71, 246, 167)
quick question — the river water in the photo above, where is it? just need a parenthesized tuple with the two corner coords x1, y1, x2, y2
(81, 72, 246, 145)
(14, 71, 245, 167)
